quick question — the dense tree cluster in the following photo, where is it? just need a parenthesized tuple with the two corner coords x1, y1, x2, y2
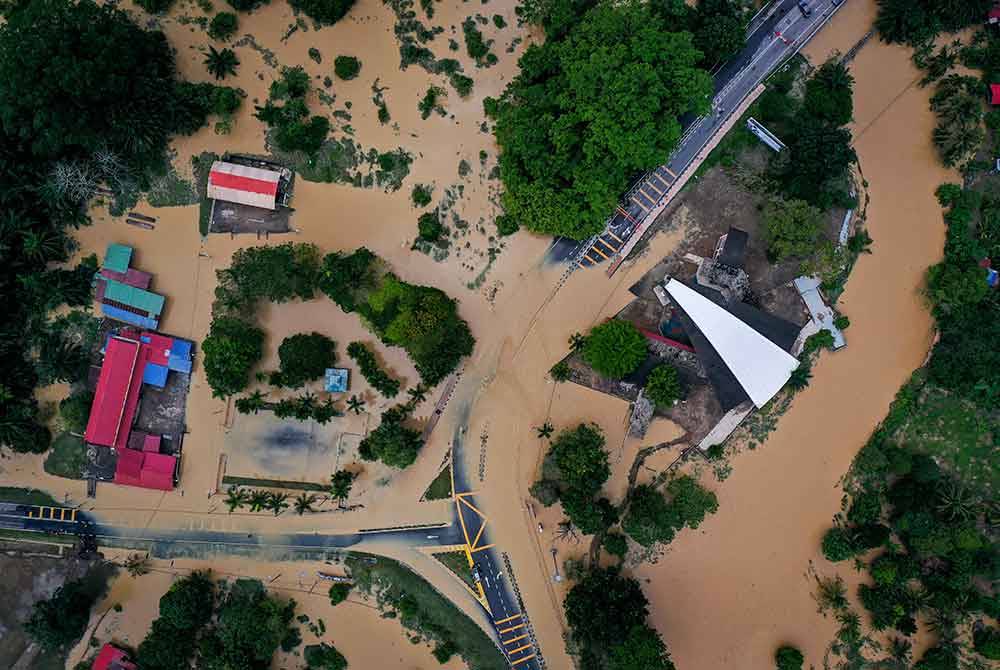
(25, 569, 112, 651)
(929, 75, 985, 168)
(622, 476, 718, 547)
(495, 0, 712, 239)
(0, 0, 237, 454)
(273, 332, 337, 388)
(359, 404, 423, 468)
(762, 197, 825, 262)
(202, 316, 265, 398)
(334, 55, 362, 80)
(256, 67, 331, 155)
(564, 568, 675, 670)
(875, 0, 991, 46)
(582, 320, 648, 379)
(59, 391, 94, 435)
(209, 11, 239, 40)
(289, 0, 356, 26)
(530, 423, 615, 534)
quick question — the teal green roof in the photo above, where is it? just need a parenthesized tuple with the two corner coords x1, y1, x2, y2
(103, 279, 165, 316)
(104, 243, 133, 274)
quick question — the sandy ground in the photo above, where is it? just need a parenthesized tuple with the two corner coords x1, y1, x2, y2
(1, 0, 956, 668)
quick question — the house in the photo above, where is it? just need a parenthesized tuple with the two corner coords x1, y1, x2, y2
(324, 368, 349, 393)
(208, 160, 282, 210)
(84, 329, 193, 491)
(990, 83, 1000, 106)
(92, 644, 137, 670)
(96, 243, 165, 330)
(664, 279, 800, 411)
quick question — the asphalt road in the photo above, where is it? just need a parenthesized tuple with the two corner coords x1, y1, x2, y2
(551, 0, 846, 265)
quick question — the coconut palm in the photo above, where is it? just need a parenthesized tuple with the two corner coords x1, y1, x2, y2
(248, 489, 270, 512)
(346, 394, 365, 415)
(933, 121, 983, 168)
(224, 486, 249, 513)
(568, 332, 586, 352)
(330, 470, 356, 507)
(293, 493, 318, 515)
(554, 519, 578, 544)
(267, 492, 290, 516)
(204, 46, 239, 80)
(294, 392, 317, 420)
(535, 422, 554, 440)
(235, 390, 267, 415)
(407, 384, 428, 407)
(123, 552, 151, 577)
(20, 229, 65, 263)
(935, 482, 977, 521)
(788, 364, 812, 391)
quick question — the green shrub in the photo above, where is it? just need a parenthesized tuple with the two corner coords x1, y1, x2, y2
(418, 86, 446, 119)
(603, 532, 628, 558)
(202, 316, 265, 398)
(775, 645, 804, 670)
(411, 183, 433, 207)
(135, 0, 175, 13)
(549, 360, 570, 382)
(358, 407, 423, 468)
(347, 341, 400, 397)
(334, 55, 361, 80)
(496, 214, 519, 236)
(821, 526, 855, 562)
(226, 0, 268, 10)
(432, 640, 458, 663)
(644, 364, 681, 407)
(583, 320, 647, 378)
(59, 391, 93, 434)
(449, 73, 474, 98)
(973, 626, 1000, 660)
(209, 12, 239, 40)
(328, 583, 351, 606)
(833, 315, 850, 330)
(492, 14, 506, 28)
(417, 211, 444, 242)
(289, 0, 355, 25)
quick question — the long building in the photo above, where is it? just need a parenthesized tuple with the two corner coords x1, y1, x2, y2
(96, 243, 165, 330)
(207, 160, 281, 210)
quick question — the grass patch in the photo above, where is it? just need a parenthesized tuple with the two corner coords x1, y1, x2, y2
(431, 550, 475, 591)
(146, 161, 198, 208)
(0, 486, 61, 506)
(193, 151, 219, 235)
(43, 432, 87, 480)
(221, 475, 329, 491)
(346, 554, 506, 670)
(422, 466, 452, 500)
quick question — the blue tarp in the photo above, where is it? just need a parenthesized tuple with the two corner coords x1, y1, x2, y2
(143, 363, 169, 388)
(102, 304, 158, 330)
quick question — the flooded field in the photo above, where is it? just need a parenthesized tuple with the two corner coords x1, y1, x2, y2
(0, 0, 958, 668)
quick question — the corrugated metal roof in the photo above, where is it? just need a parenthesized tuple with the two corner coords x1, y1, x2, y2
(208, 161, 280, 210)
(102, 279, 165, 316)
(104, 243, 133, 274)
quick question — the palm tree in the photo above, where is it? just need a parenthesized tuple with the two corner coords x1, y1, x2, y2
(933, 121, 983, 168)
(788, 364, 812, 391)
(294, 393, 316, 420)
(330, 470, 356, 507)
(535, 422, 554, 440)
(407, 384, 428, 407)
(568, 332, 586, 352)
(554, 519, 578, 544)
(346, 395, 365, 415)
(122, 552, 151, 577)
(21, 229, 65, 263)
(235, 390, 268, 415)
(935, 482, 976, 521)
(204, 46, 239, 80)
(248, 489, 270, 512)
(293, 493, 317, 515)
(267, 492, 290, 516)
(224, 486, 249, 513)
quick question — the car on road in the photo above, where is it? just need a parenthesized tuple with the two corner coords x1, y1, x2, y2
(472, 563, 482, 583)
(797, 1, 812, 17)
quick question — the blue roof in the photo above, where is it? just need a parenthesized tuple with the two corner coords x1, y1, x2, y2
(324, 368, 349, 393)
(168, 338, 193, 374)
(102, 304, 158, 330)
(143, 363, 169, 388)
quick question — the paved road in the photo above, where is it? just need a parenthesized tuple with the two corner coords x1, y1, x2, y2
(550, 0, 847, 266)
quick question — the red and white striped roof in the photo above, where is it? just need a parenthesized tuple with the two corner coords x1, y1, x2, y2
(208, 161, 281, 210)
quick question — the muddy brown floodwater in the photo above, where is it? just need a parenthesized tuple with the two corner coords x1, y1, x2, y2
(1, 0, 956, 668)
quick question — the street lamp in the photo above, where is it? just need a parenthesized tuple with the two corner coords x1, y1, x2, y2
(550, 548, 562, 583)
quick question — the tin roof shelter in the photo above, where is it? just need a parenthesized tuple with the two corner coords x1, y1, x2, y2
(92, 644, 137, 670)
(208, 160, 281, 210)
(324, 368, 349, 392)
(97, 243, 166, 330)
(665, 279, 800, 408)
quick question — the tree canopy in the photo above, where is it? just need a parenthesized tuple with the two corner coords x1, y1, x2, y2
(762, 197, 825, 262)
(622, 476, 718, 547)
(275, 332, 337, 388)
(583, 320, 648, 379)
(202, 316, 265, 398)
(531, 423, 613, 533)
(289, 0, 356, 26)
(494, 1, 712, 239)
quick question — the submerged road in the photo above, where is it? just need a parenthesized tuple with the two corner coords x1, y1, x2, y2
(552, 0, 848, 268)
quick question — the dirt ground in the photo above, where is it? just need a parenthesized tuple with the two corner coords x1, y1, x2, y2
(1, 1, 958, 669)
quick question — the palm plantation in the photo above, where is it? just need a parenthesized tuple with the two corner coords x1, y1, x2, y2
(204, 46, 239, 79)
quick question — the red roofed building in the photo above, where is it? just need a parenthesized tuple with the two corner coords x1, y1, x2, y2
(991, 83, 1000, 105)
(92, 644, 137, 670)
(989, 7, 1000, 24)
(207, 161, 281, 210)
(113, 449, 177, 491)
(85, 336, 145, 451)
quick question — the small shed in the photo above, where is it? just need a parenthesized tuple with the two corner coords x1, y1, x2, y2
(103, 244, 133, 274)
(92, 644, 137, 670)
(989, 7, 1000, 25)
(324, 368, 349, 393)
(990, 83, 1000, 105)
(208, 161, 281, 210)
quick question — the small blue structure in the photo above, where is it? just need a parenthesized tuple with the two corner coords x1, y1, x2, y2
(101, 304, 159, 330)
(167, 338, 193, 373)
(324, 368, 349, 393)
(988, 267, 998, 288)
(142, 364, 169, 388)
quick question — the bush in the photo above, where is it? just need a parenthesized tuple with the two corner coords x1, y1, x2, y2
(334, 55, 361, 80)
(973, 626, 1000, 660)
(417, 210, 444, 242)
(289, 0, 356, 25)
(347, 341, 400, 397)
(644, 364, 681, 407)
(226, 0, 269, 10)
(775, 645, 804, 670)
(821, 526, 855, 562)
(549, 360, 571, 382)
(275, 332, 337, 387)
(496, 214, 519, 236)
(202, 316, 265, 398)
(328, 583, 351, 606)
(59, 391, 93, 434)
(358, 408, 423, 468)
(411, 184, 433, 207)
(762, 197, 825, 262)
(603, 532, 628, 558)
(583, 320, 647, 378)
(209, 12, 239, 40)
(432, 639, 458, 663)
(449, 73, 474, 98)
(623, 477, 718, 548)
(135, 0, 175, 13)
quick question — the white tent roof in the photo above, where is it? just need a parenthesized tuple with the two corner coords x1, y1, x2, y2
(665, 279, 800, 407)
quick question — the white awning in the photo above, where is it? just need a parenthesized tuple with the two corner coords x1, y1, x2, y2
(665, 279, 800, 407)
